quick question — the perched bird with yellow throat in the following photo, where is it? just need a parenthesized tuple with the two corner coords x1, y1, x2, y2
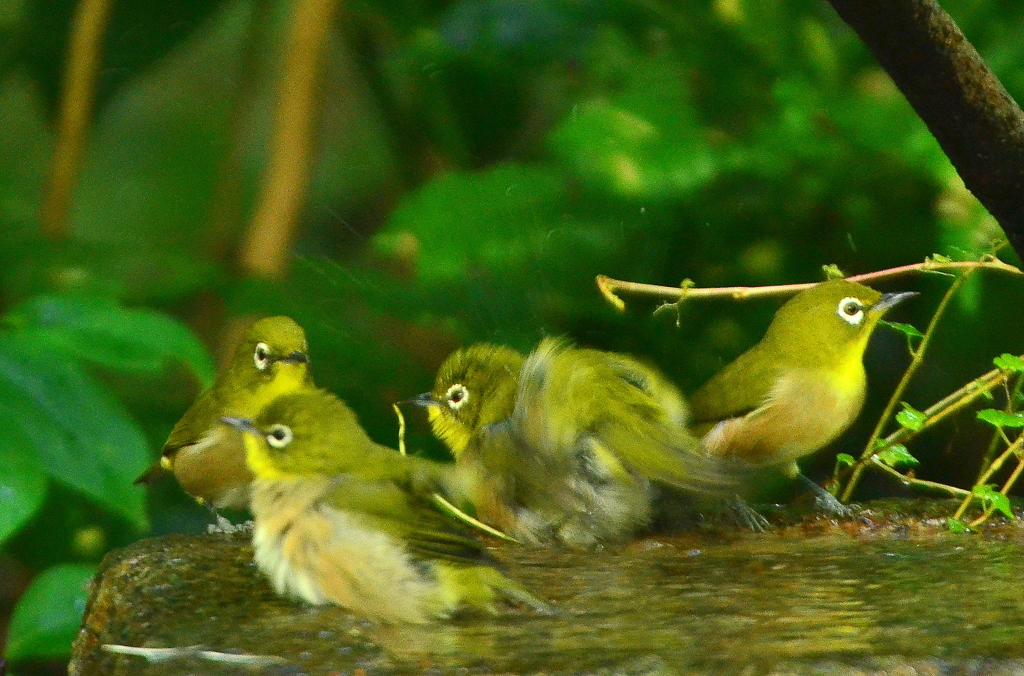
(688, 279, 916, 506)
(221, 389, 551, 624)
(413, 338, 742, 549)
(134, 316, 312, 510)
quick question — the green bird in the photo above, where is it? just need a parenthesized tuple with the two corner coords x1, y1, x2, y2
(135, 316, 312, 510)
(688, 279, 916, 507)
(414, 338, 740, 549)
(222, 389, 550, 624)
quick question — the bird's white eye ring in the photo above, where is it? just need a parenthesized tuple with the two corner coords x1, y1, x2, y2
(266, 424, 293, 449)
(837, 297, 864, 326)
(254, 342, 272, 371)
(445, 383, 469, 410)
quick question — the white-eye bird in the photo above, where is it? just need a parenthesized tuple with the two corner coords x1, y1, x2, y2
(414, 338, 741, 549)
(135, 316, 312, 510)
(222, 389, 550, 624)
(688, 279, 916, 507)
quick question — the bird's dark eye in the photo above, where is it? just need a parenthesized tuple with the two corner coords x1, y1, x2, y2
(254, 342, 272, 371)
(266, 424, 293, 449)
(836, 297, 864, 325)
(445, 383, 469, 410)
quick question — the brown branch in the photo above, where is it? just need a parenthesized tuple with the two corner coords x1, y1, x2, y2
(205, 0, 275, 264)
(596, 256, 1023, 309)
(237, 0, 341, 278)
(40, 0, 114, 240)
(825, 0, 1024, 263)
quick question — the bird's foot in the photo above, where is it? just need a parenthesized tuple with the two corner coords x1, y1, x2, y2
(502, 585, 559, 616)
(206, 516, 254, 534)
(729, 496, 769, 532)
(798, 474, 854, 518)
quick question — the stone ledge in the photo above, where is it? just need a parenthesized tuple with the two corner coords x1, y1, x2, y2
(69, 501, 1024, 676)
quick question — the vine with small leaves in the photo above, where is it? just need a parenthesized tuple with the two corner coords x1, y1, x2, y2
(828, 274, 1024, 528)
(837, 268, 974, 502)
(949, 354, 1024, 530)
(828, 269, 1024, 525)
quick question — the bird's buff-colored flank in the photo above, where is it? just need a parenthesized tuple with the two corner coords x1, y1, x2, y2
(224, 389, 550, 624)
(134, 316, 313, 510)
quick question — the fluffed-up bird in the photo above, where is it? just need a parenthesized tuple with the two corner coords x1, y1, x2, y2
(688, 278, 916, 509)
(222, 388, 550, 624)
(414, 338, 741, 549)
(135, 315, 312, 510)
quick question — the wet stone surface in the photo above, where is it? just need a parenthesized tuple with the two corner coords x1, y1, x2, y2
(69, 499, 1024, 675)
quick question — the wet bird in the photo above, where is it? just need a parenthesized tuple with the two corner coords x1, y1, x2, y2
(415, 338, 740, 548)
(223, 389, 550, 623)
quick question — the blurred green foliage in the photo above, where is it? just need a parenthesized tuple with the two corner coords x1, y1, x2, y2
(4, 564, 95, 663)
(1, 0, 1024, 669)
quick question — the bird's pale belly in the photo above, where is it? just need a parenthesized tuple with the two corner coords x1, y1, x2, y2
(250, 477, 440, 624)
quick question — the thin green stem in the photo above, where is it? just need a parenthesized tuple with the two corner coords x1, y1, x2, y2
(840, 270, 974, 502)
(967, 448, 1024, 528)
(870, 457, 972, 498)
(833, 362, 1010, 496)
(880, 367, 1007, 448)
(954, 429, 1024, 521)
(976, 373, 1023, 480)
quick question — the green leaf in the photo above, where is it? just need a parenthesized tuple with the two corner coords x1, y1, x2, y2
(973, 484, 1013, 519)
(4, 294, 215, 388)
(880, 321, 924, 341)
(0, 423, 47, 546)
(0, 335, 149, 530)
(946, 517, 967, 533)
(5, 564, 96, 662)
(834, 453, 855, 469)
(994, 353, 1024, 373)
(548, 39, 719, 199)
(376, 164, 570, 287)
(976, 409, 1024, 428)
(895, 402, 927, 432)
(821, 264, 845, 280)
(876, 443, 920, 469)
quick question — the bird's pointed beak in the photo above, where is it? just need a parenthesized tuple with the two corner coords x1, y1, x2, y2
(404, 392, 439, 408)
(221, 416, 261, 436)
(873, 291, 918, 313)
(278, 350, 310, 365)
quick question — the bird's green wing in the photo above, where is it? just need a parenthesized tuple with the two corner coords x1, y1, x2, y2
(512, 338, 606, 459)
(161, 387, 221, 455)
(324, 466, 491, 567)
(687, 344, 778, 431)
(590, 371, 742, 494)
(514, 339, 738, 495)
(597, 352, 690, 426)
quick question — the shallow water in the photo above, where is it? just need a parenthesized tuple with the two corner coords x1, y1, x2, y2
(379, 533, 1024, 672)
